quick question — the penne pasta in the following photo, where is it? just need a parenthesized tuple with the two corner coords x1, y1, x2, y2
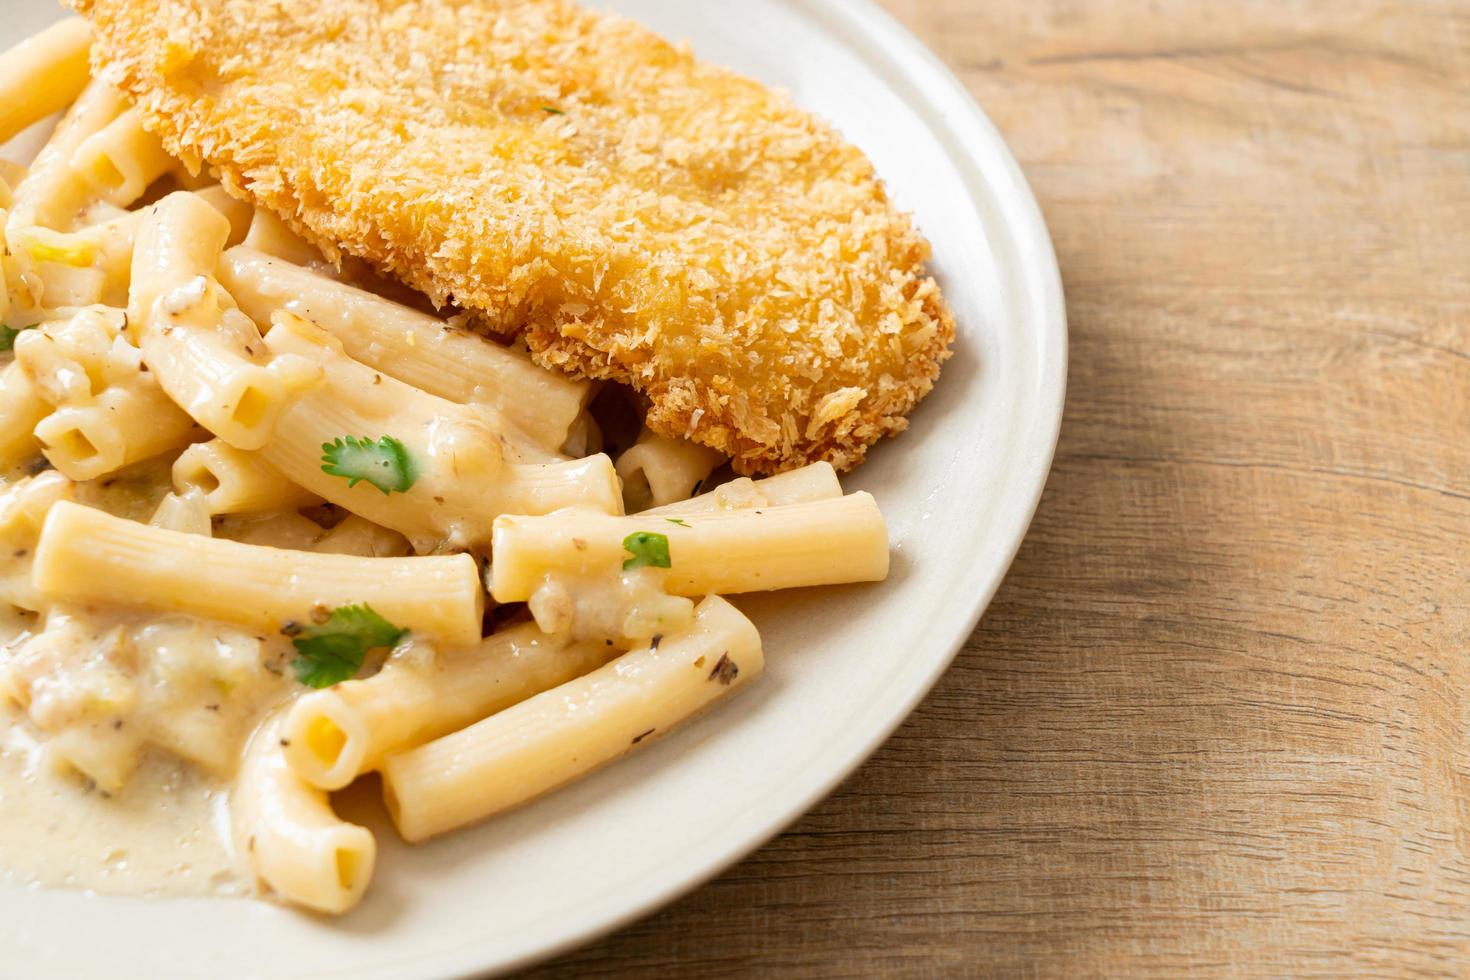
(7, 78, 126, 232)
(131, 193, 295, 449)
(644, 461, 844, 516)
(68, 108, 177, 208)
(258, 310, 621, 551)
(307, 514, 410, 558)
(172, 439, 319, 515)
(281, 624, 613, 790)
(0, 18, 93, 146)
(615, 429, 726, 512)
(382, 596, 763, 842)
(218, 246, 591, 453)
(0, 362, 50, 472)
(32, 501, 485, 646)
(491, 491, 889, 602)
(15, 307, 197, 480)
(241, 208, 321, 267)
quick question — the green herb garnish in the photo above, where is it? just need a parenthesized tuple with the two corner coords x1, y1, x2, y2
(541, 105, 565, 115)
(289, 604, 405, 688)
(622, 531, 671, 571)
(665, 518, 690, 528)
(0, 323, 35, 353)
(320, 435, 416, 494)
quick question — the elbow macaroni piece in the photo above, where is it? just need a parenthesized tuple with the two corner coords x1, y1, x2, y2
(32, 500, 486, 646)
(234, 715, 375, 914)
(219, 247, 591, 453)
(281, 624, 613, 790)
(382, 596, 763, 842)
(491, 491, 890, 602)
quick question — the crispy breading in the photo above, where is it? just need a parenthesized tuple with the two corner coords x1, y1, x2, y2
(70, 0, 955, 474)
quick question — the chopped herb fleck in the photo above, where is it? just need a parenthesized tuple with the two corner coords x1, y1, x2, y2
(541, 105, 565, 115)
(708, 652, 738, 685)
(622, 531, 671, 571)
(0, 323, 35, 352)
(321, 435, 416, 494)
(289, 603, 406, 688)
(665, 518, 691, 528)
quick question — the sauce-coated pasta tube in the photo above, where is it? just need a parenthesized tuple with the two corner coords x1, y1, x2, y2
(17, 308, 197, 480)
(68, 108, 176, 208)
(240, 209, 321, 266)
(308, 514, 410, 558)
(645, 461, 842, 516)
(219, 247, 590, 452)
(7, 78, 125, 231)
(234, 715, 375, 915)
(259, 311, 620, 551)
(616, 429, 725, 512)
(131, 193, 292, 449)
(10, 186, 250, 309)
(0, 362, 49, 471)
(0, 18, 93, 146)
(172, 439, 318, 515)
(282, 624, 613, 790)
(0, 471, 72, 611)
(491, 492, 889, 602)
(32, 501, 485, 646)
(382, 596, 763, 842)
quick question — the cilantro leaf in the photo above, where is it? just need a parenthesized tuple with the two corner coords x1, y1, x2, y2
(665, 518, 691, 528)
(0, 323, 35, 353)
(622, 531, 671, 571)
(320, 435, 416, 494)
(289, 604, 406, 688)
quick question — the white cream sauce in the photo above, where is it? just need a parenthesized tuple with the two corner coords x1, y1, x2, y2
(0, 707, 249, 896)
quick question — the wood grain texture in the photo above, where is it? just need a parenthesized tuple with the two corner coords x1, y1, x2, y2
(528, 1, 1470, 975)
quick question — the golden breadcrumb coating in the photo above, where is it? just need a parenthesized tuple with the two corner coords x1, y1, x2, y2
(70, 0, 955, 474)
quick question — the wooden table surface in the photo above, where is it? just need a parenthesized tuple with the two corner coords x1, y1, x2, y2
(531, 1, 1470, 974)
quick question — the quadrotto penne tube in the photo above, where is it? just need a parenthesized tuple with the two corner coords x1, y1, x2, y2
(382, 596, 763, 842)
(281, 624, 613, 790)
(491, 491, 890, 602)
(257, 309, 621, 551)
(218, 246, 591, 453)
(32, 500, 485, 646)
(0, 19, 92, 146)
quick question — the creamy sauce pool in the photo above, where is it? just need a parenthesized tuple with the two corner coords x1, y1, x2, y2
(0, 461, 291, 899)
(0, 707, 248, 896)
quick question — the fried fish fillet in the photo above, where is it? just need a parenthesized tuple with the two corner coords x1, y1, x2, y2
(71, 0, 955, 474)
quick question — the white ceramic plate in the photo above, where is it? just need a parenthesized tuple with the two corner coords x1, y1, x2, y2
(0, 0, 1066, 976)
